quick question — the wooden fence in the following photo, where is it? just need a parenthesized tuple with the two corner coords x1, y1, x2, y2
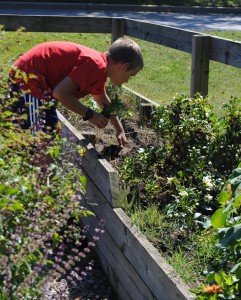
(1, 8, 241, 97)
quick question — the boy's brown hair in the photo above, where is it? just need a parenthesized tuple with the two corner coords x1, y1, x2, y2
(106, 37, 144, 71)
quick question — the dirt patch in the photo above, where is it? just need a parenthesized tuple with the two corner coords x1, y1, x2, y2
(61, 110, 158, 170)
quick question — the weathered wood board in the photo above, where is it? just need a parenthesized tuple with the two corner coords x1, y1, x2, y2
(0, 15, 112, 33)
(123, 86, 160, 108)
(57, 111, 120, 207)
(124, 19, 195, 54)
(210, 35, 241, 68)
(58, 111, 196, 300)
(79, 166, 195, 300)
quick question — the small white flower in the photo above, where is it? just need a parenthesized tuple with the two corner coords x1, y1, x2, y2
(21, 185, 28, 194)
(167, 177, 174, 184)
(205, 194, 213, 201)
(179, 191, 188, 197)
(203, 176, 213, 189)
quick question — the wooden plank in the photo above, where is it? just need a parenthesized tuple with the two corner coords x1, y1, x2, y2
(190, 35, 210, 97)
(81, 131, 96, 147)
(94, 247, 132, 300)
(0, 15, 112, 33)
(80, 170, 195, 300)
(139, 103, 156, 124)
(81, 211, 156, 300)
(210, 35, 241, 68)
(91, 202, 195, 300)
(78, 173, 132, 300)
(123, 86, 159, 108)
(2, 13, 241, 71)
(57, 111, 120, 207)
(80, 182, 132, 300)
(2, 13, 241, 72)
(114, 208, 196, 300)
(111, 18, 125, 43)
(124, 19, 196, 53)
(81, 172, 156, 300)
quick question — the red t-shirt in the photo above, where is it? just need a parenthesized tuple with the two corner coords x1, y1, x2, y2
(10, 41, 107, 100)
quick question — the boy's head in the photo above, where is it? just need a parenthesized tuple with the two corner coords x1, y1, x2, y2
(106, 37, 144, 85)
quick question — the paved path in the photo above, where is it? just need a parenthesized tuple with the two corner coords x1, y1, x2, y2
(72, 10, 241, 31)
(1, 4, 241, 32)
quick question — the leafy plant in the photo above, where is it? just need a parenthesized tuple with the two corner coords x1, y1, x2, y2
(122, 94, 241, 225)
(0, 78, 104, 299)
(120, 93, 241, 287)
(194, 167, 241, 299)
(104, 83, 135, 119)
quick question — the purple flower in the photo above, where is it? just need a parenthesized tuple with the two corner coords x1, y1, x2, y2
(88, 242, 95, 248)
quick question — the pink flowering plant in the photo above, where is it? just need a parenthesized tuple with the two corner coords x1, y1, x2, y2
(0, 78, 104, 299)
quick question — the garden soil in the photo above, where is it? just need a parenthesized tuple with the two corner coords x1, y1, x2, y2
(64, 113, 158, 169)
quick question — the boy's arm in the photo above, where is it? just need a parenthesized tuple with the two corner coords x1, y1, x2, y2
(53, 77, 108, 128)
(92, 93, 127, 148)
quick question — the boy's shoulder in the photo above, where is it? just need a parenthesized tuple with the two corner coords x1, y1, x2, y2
(76, 44, 107, 68)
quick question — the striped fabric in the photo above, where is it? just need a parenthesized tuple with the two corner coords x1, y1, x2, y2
(24, 93, 40, 134)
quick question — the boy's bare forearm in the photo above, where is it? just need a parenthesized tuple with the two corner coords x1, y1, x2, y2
(92, 93, 127, 147)
(55, 94, 108, 128)
(110, 115, 127, 147)
(57, 94, 88, 117)
(110, 115, 124, 133)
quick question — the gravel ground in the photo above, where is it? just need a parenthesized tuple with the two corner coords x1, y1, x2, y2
(70, 257, 115, 300)
(46, 251, 116, 300)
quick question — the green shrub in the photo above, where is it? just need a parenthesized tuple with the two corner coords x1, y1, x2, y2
(121, 94, 241, 230)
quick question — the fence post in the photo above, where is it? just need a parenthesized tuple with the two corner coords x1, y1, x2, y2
(190, 35, 210, 98)
(111, 18, 125, 43)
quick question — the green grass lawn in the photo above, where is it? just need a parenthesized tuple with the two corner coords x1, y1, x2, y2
(127, 33, 241, 113)
(1, 28, 241, 114)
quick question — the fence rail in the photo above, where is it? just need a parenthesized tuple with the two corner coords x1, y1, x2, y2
(1, 11, 241, 97)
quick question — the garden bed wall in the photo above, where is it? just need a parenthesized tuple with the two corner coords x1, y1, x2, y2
(57, 109, 195, 300)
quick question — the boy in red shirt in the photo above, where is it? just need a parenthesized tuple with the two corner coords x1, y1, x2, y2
(9, 37, 144, 148)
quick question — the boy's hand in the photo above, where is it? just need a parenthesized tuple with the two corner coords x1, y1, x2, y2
(116, 131, 127, 148)
(89, 111, 109, 128)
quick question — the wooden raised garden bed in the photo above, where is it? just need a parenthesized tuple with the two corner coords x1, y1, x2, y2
(56, 89, 196, 300)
